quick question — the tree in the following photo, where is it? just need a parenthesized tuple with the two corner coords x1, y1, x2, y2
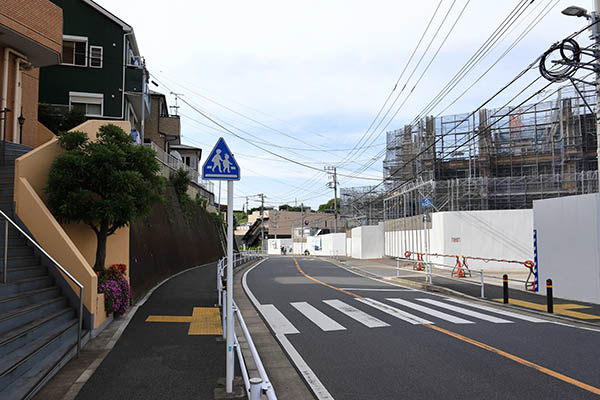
(318, 199, 335, 213)
(38, 103, 86, 134)
(279, 204, 301, 211)
(46, 124, 164, 272)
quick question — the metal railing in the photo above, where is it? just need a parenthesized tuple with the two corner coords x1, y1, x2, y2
(1, 210, 84, 357)
(217, 251, 276, 400)
(145, 142, 215, 194)
(396, 256, 486, 298)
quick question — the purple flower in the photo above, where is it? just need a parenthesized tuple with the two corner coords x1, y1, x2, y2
(98, 276, 131, 316)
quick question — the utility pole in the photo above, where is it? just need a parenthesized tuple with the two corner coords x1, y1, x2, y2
(325, 166, 339, 233)
(245, 196, 249, 215)
(300, 203, 304, 237)
(140, 58, 146, 145)
(274, 210, 279, 240)
(258, 193, 265, 251)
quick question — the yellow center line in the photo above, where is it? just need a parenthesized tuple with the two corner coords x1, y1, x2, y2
(293, 257, 600, 395)
(293, 257, 362, 299)
(424, 324, 600, 395)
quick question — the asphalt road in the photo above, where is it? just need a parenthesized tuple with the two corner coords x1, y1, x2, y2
(245, 256, 600, 400)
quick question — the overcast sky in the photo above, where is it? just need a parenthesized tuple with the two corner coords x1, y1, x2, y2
(96, 0, 591, 210)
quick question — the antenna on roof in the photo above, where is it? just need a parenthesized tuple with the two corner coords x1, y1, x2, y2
(169, 92, 183, 115)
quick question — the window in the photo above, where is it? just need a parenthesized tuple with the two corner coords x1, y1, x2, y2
(69, 92, 103, 117)
(62, 36, 88, 66)
(89, 46, 103, 68)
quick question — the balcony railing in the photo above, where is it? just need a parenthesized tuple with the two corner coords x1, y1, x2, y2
(145, 142, 214, 194)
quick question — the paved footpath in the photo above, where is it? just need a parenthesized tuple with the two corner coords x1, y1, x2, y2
(35, 262, 230, 400)
(336, 257, 600, 325)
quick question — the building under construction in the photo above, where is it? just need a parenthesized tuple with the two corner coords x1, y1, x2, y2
(383, 83, 599, 215)
(340, 186, 385, 226)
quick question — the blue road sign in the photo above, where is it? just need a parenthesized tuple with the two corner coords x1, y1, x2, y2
(202, 137, 240, 181)
(421, 198, 433, 207)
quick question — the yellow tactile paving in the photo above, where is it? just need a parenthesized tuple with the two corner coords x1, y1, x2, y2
(145, 307, 223, 335)
(189, 307, 223, 335)
(493, 299, 600, 319)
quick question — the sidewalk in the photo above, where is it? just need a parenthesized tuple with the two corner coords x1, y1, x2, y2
(33, 262, 231, 400)
(334, 256, 600, 326)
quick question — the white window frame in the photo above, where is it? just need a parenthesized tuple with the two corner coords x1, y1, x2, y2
(61, 35, 88, 67)
(69, 91, 104, 117)
(89, 45, 103, 68)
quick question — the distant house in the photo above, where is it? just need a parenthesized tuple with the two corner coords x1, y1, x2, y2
(170, 144, 202, 171)
(145, 91, 180, 150)
(39, 0, 146, 130)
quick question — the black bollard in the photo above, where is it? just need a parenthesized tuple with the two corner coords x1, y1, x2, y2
(503, 274, 509, 304)
(546, 279, 553, 313)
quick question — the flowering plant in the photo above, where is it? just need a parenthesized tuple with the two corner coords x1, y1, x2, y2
(97, 264, 130, 316)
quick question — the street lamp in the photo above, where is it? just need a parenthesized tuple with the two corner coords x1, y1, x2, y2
(562, 6, 590, 18)
(17, 114, 25, 144)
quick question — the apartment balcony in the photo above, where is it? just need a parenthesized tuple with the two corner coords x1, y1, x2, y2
(159, 114, 180, 138)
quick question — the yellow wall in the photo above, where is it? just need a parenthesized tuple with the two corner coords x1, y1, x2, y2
(14, 120, 131, 329)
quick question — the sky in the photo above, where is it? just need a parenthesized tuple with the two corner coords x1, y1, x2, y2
(95, 0, 593, 211)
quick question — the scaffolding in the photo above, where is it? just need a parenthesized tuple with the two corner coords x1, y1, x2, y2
(383, 83, 599, 212)
(340, 185, 384, 226)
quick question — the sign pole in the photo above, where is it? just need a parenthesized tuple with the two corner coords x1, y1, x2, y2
(226, 180, 234, 392)
(202, 137, 240, 394)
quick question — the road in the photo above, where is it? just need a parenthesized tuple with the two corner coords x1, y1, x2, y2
(244, 256, 600, 400)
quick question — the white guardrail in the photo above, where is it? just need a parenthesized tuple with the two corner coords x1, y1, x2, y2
(217, 251, 277, 400)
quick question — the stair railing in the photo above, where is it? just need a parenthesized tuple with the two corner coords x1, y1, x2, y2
(0, 209, 83, 357)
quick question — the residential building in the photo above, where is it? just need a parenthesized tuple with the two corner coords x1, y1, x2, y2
(144, 90, 180, 150)
(39, 0, 146, 130)
(242, 209, 336, 247)
(0, 0, 63, 147)
(170, 144, 202, 171)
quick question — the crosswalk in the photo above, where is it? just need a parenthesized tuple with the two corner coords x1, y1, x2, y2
(259, 297, 548, 335)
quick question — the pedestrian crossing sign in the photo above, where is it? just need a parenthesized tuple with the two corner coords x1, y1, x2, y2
(202, 137, 240, 180)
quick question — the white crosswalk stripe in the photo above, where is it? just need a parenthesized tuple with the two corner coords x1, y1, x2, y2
(260, 304, 299, 334)
(258, 296, 532, 337)
(387, 298, 474, 324)
(356, 298, 434, 325)
(416, 298, 513, 323)
(291, 301, 347, 331)
(323, 299, 390, 328)
(445, 298, 549, 323)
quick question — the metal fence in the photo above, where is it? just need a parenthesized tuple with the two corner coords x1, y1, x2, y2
(216, 252, 276, 400)
(145, 142, 215, 194)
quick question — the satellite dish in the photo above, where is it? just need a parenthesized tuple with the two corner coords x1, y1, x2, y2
(170, 150, 183, 161)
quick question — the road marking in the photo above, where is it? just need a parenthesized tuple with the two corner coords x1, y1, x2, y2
(424, 324, 600, 396)
(339, 288, 415, 291)
(387, 298, 474, 324)
(417, 298, 512, 323)
(493, 298, 600, 319)
(260, 304, 300, 335)
(356, 298, 434, 325)
(323, 299, 390, 328)
(243, 260, 335, 400)
(293, 257, 361, 298)
(447, 298, 549, 323)
(291, 301, 346, 331)
(145, 307, 223, 335)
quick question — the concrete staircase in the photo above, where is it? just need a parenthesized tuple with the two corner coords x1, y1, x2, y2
(0, 142, 83, 400)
